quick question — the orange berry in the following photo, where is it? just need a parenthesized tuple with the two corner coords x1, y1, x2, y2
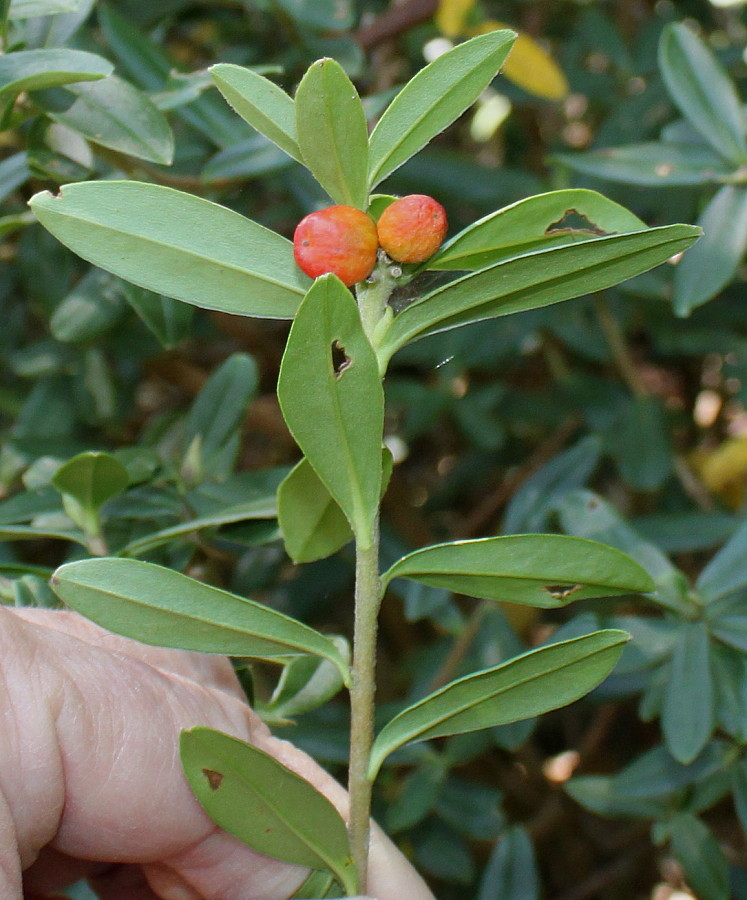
(376, 194, 448, 264)
(293, 205, 379, 287)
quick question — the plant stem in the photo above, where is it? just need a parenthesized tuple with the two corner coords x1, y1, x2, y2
(347, 514, 382, 894)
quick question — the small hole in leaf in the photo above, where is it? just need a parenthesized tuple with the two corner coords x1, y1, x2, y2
(202, 768, 224, 790)
(331, 340, 352, 378)
(542, 584, 583, 601)
(545, 209, 608, 236)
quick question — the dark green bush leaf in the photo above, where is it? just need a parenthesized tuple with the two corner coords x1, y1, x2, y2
(51, 450, 128, 512)
(477, 827, 540, 900)
(668, 813, 730, 900)
(0, 48, 112, 98)
(662, 622, 714, 764)
(659, 23, 747, 166)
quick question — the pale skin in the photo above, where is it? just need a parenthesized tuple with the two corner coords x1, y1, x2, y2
(0, 607, 435, 900)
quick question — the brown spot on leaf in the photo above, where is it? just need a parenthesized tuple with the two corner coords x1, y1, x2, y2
(542, 584, 583, 601)
(202, 768, 224, 790)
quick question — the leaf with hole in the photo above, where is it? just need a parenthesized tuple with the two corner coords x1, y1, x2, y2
(29, 181, 311, 318)
(429, 189, 646, 271)
(378, 225, 701, 361)
(180, 728, 357, 895)
(51, 557, 351, 682)
(368, 630, 628, 779)
(381, 533, 654, 606)
(277, 275, 384, 546)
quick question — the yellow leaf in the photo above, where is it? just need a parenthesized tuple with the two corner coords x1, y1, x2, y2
(435, 0, 476, 39)
(468, 20, 569, 100)
(691, 436, 747, 508)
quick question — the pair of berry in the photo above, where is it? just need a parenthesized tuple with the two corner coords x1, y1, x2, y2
(293, 194, 447, 287)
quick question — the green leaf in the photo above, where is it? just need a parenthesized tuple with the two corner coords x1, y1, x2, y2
(9, 0, 79, 18)
(555, 143, 734, 186)
(278, 449, 392, 564)
(50, 268, 128, 343)
(291, 870, 341, 899)
(673, 185, 747, 316)
(659, 23, 747, 166)
(368, 30, 516, 188)
(477, 827, 540, 900)
(278, 456, 352, 564)
(29, 181, 310, 318)
(668, 814, 729, 900)
(210, 63, 300, 162)
(661, 622, 714, 764)
(429, 189, 646, 272)
(51, 557, 351, 682)
(185, 353, 258, 464)
(120, 496, 277, 556)
(277, 275, 384, 546)
(37, 76, 174, 165)
(124, 286, 194, 348)
(51, 451, 128, 513)
(368, 630, 628, 779)
(378, 225, 701, 361)
(604, 396, 672, 492)
(0, 523, 86, 544)
(697, 517, 747, 603)
(260, 637, 349, 722)
(381, 533, 654, 607)
(0, 152, 30, 204)
(295, 58, 369, 209)
(0, 49, 112, 98)
(180, 728, 357, 894)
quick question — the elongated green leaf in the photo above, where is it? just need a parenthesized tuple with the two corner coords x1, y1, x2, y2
(0, 152, 30, 204)
(29, 181, 310, 318)
(277, 275, 384, 546)
(379, 225, 700, 360)
(430, 189, 646, 271)
(50, 269, 128, 343)
(120, 497, 277, 555)
(210, 63, 300, 162)
(659, 23, 747, 166)
(295, 58, 368, 209)
(555, 143, 733, 186)
(673, 185, 747, 316)
(180, 728, 357, 894)
(0, 49, 111, 98)
(0, 524, 86, 544)
(368, 630, 628, 779)
(477, 827, 539, 900)
(661, 622, 714, 764)
(668, 814, 729, 900)
(381, 534, 654, 606)
(278, 449, 392, 564)
(292, 870, 341, 899)
(186, 353, 258, 461)
(38, 76, 173, 165)
(124, 286, 193, 348)
(697, 517, 747, 603)
(9, 0, 78, 18)
(368, 30, 516, 187)
(278, 457, 352, 564)
(52, 451, 128, 512)
(51, 558, 350, 682)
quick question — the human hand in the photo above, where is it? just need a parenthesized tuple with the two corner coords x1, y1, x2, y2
(0, 607, 434, 900)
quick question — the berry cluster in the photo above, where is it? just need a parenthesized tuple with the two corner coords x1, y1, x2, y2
(293, 194, 448, 287)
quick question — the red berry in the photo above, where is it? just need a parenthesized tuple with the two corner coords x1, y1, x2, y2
(293, 205, 379, 287)
(376, 194, 448, 264)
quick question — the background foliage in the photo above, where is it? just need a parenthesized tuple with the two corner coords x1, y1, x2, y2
(2, 0, 747, 897)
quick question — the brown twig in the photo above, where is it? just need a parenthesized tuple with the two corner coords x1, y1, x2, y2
(357, 0, 439, 49)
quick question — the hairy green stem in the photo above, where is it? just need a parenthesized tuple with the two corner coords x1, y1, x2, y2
(348, 516, 382, 893)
